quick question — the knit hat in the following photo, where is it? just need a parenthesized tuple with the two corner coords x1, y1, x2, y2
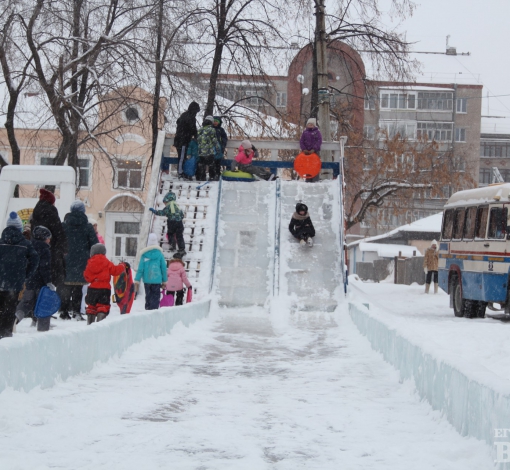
(147, 233, 158, 246)
(39, 188, 56, 205)
(33, 225, 52, 241)
(306, 118, 317, 127)
(204, 115, 214, 124)
(213, 116, 222, 125)
(431, 239, 438, 247)
(88, 217, 98, 226)
(6, 211, 23, 231)
(241, 139, 252, 150)
(70, 200, 86, 213)
(90, 243, 106, 256)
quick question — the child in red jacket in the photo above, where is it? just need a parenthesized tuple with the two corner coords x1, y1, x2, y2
(83, 244, 125, 324)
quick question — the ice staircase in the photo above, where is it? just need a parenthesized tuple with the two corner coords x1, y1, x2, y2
(149, 176, 218, 297)
(213, 179, 343, 311)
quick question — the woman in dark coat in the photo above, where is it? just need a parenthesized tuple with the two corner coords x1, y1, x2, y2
(31, 189, 67, 289)
(60, 200, 98, 320)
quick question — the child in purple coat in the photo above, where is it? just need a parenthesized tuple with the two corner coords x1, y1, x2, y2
(300, 118, 322, 155)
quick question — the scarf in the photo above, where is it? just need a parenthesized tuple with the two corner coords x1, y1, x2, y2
(166, 201, 179, 214)
(292, 212, 309, 220)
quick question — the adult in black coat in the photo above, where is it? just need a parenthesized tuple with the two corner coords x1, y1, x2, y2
(163, 101, 201, 175)
(0, 212, 39, 338)
(289, 202, 316, 247)
(213, 116, 228, 177)
(16, 225, 53, 324)
(60, 201, 98, 319)
(31, 189, 67, 289)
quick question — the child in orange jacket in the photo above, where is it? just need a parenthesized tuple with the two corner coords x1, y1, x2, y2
(83, 244, 125, 324)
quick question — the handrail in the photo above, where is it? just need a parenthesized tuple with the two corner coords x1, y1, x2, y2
(273, 178, 281, 297)
(209, 177, 223, 293)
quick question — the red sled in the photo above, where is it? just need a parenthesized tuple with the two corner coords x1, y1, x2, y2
(186, 288, 193, 304)
(160, 290, 174, 307)
(113, 262, 135, 314)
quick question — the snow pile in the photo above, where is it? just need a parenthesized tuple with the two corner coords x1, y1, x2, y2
(348, 288, 510, 446)
(0, 300, 210, 394)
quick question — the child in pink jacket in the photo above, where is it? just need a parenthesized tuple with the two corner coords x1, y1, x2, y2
(165, 253, 191, 305)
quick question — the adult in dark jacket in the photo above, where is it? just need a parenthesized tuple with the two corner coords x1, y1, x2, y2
(289, 202, 316, 247)
(16, 226, 54, 326)
(60, 200, 98, 320)
(31, 189, 67, 290)
(163, 101, 201, 175)
(0, 212, 39, 338)
(213, 116, 228, 177)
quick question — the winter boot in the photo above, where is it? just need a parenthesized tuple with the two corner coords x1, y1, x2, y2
(307, 237, 314, 247)
(60, 311, 71, 320)
(300, 239, 306, 246)
(434, 282, 439, 294)
(425, 283, 430, 294)
(169, 244, 176, 252)
(87, 314, 97, 325)
(96, 312, 107, 322)
(73, 312, 85, 321)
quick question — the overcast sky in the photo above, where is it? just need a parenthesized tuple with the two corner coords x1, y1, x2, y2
(397, 0, 510, 133)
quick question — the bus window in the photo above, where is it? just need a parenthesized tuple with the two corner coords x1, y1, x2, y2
(487, 207, 508, 240)
(441, 209, 454, 240)
(463, 206, 477, 239)
(452, 208, 466, 240)
(475, 206, 489, 239)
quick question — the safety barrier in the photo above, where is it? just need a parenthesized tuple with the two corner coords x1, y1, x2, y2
(0, 300, 210, 394)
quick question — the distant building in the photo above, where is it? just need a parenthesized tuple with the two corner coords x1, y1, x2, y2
(478, 133, 510, 186)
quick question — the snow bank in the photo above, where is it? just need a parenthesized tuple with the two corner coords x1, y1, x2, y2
(0, 300, 210, 394)
(349, 302, 510, 446)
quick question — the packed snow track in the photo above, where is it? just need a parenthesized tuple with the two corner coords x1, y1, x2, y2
(0, 307, 491, 469)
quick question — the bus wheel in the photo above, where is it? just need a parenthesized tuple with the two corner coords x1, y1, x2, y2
(452, 275, 465, 317)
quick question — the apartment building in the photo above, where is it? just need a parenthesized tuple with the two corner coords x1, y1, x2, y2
(478, 133, 510, 186)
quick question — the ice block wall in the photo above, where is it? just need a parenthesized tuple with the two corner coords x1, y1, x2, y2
(0, 300, 210, 394)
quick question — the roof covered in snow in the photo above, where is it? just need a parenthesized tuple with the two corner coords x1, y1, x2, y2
(348, 212, 443, 247)
(445, 183, 510, 208)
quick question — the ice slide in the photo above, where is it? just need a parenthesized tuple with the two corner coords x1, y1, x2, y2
(214, 179, 343, 310)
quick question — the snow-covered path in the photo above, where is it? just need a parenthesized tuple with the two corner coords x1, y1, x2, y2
(0, 306, 492, 469)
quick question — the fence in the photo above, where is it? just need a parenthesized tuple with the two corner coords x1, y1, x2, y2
(356, 255, 426, 285)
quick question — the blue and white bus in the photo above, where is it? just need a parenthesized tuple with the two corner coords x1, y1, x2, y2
(439, 184, 510, 318)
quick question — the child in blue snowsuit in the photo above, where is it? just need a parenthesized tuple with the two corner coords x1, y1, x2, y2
(149, 191, 186, 255)
(134, 233, 168, 310)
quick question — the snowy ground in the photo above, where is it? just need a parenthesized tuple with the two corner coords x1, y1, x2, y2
(350, 277, 510, 395)
(0, 301, 492, 469)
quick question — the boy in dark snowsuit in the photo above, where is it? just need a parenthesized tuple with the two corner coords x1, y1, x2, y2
(0, 212, 39, 338)
(16, 226, 55, 327)
(83, 244, 125, 324)
(289, 202, 316, 247)
(213, 116, 228, 178)
(149, 191, 186, 255)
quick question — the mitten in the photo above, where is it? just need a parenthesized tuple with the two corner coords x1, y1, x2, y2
(149, 208, 156, 213)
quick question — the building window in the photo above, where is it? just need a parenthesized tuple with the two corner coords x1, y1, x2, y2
(480, 142, 510, 158)
(276, 92, 287, 108)
(364, 95, 376, 110)
(417, 122, 453, 142)
(380, 92, 416, 110)
(479, 168, 491, 185)
(455, 128, 466, 142)
(456, 98, 467, 113)
(114, 221, 139, 258)
(363, 125, 375, 140)
(245, 90, 264, 106)
(40, 155, 91, 188)
(417, 92, 453, 111)
(379, 120, 416, 139)
(114, 159, 143, 190)
(122, 104, 142, 124)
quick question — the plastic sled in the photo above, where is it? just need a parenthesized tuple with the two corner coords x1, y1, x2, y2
(294, 152, 321, 179)
(34, 286, 61, 319)
(183, 155, 198, 178)
(186, 288, 193, 304)
(113, 263, 135, 314)
(160, 290, 174, 307)
(221, 170, 255, 182)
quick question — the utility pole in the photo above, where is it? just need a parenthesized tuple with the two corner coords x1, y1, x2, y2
(315, 0, 333, 177)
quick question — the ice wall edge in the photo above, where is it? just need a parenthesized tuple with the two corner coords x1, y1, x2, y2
(349, 302, 510, 447)
(0, 300, 210, 394)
